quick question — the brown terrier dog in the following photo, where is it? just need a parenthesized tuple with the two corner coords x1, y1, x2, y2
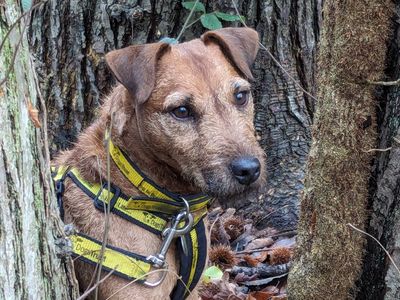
(54, 27, 265, 299)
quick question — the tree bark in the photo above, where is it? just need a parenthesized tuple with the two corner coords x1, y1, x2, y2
(356, 2, 400, 297)
(28, 0, 318, 231)
(0, 2, 78, 299)
(288, 1, 393, 299)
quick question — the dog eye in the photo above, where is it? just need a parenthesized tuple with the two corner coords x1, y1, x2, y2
(234, 91, 249, 106)
(170, 106, 193, 120)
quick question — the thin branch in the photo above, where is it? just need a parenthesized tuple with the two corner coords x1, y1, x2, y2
(0, 0, 48, 55)
(176, 0, 200, 42)
(366, 79, 400, 86)
(76, 269, 116, 300)
(362, 147, 392, 153)
(0, 16, 29, 86)
(104, 268, 192, 300)
(347, 223, 400, 277)
(185, 17, 201, 29)
(236, 245, 295, 255)
(230, 0, 319, 103)
(209, 213, 221, 238)
(255, 204, 297, 225)
(94, 115, 114, 299)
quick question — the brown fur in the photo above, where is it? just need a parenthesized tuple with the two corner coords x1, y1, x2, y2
(54, 27, 265, 299)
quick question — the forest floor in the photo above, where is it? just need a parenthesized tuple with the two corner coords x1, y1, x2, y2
(199, 207, 294, 300)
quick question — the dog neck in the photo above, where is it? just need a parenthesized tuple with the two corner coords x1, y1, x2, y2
(116, 123, 199, 196)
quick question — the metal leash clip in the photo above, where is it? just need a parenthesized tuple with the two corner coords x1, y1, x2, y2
(144, 197, 194, 287)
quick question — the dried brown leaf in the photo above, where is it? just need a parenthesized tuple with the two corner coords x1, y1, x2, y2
(246, 238, 274, 250)
(243, 254, 259, 267)
(26, 98, 41, 128)
(234, 272, 258, 283)
(248, 291, 277, 300)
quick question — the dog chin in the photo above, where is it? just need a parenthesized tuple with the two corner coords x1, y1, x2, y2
(202, 175, 260, 198)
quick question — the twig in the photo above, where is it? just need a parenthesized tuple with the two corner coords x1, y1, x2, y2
(176, 0, 200, 41)
(0, 0, 48, 55)
(230, 262, 291, 277)
(94, 115, 114, 299)
(255, 204, 297, 225)
(366, 79, 400, 86)
(236, 245, 295, 255)
(209, 213, 221, 238)
(76, 269, 116, 300)
(362, 147, 392, 153)
(0, 15, 29, 86)
(347, 223, 400, 277)
(185, 17, 201, 29)
(230, 0, 319, 103)
(104, 268, 191, 300)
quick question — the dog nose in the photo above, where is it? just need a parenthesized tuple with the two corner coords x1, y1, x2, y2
(230, 156, 261, 185)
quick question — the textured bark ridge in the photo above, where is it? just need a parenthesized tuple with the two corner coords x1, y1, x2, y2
(288, 1, 393, 299)
(357, 3, 400, 297)
(0, 2, 78, 299)
(29, 0, 318, 230)
(234, 0, 318, 230)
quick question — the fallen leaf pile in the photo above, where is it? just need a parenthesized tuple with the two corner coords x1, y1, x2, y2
(199, 207, 296, 300)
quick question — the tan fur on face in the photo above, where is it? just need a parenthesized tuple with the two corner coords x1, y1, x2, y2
(54, 28, 264, 299)
(138, 41, 265, 197)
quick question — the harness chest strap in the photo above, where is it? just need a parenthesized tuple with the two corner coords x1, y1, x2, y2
(52, 142, 211, 299)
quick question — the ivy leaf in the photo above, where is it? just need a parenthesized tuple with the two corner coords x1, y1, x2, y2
(200, 13, 222, 30)
(203, 266, 223, 283)
(215, 11, 244, 22)
(182, 1, 206, 13)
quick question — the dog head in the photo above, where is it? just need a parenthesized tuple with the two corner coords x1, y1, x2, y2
(106, 27, 265, 198)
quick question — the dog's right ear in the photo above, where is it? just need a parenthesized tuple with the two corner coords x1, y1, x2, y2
(105, 43, 170, 105)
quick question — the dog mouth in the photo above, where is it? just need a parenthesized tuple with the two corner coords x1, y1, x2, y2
(201, 166, 263, 198)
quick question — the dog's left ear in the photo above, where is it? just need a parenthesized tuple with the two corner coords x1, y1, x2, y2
(105, 43, 170, 105)
(201, 27, 259, 81)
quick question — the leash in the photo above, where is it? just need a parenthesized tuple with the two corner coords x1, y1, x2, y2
(52, 140, 211, 298)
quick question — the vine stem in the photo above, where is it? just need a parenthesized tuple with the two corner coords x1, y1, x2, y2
(176, 0, 200, 41)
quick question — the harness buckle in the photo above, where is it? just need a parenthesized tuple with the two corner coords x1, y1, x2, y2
(144, 198, 194, 287)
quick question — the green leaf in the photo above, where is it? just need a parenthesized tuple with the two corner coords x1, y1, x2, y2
(215, 11, 244, 22)
(182, 1, 206, 13)
(200, 13, 222, 30)
(203, 266, 223, 283)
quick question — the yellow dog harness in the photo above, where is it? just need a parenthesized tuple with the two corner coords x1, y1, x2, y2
(52, 140, 211, 299)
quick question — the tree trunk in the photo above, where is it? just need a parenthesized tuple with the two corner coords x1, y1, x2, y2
(29, 0, 318, 231)
(288, 1, 393, 299)
(0, 2, 78, 299)
(357, 2, 400, 297)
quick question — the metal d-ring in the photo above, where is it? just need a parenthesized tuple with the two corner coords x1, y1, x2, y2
(143, 262, 169, 287)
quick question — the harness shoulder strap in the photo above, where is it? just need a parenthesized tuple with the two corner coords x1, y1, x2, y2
(71, 232, 152, 282)
(171, 219, 208, 299)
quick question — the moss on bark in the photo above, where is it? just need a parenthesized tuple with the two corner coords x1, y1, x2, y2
(288, 1, 393, 299)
